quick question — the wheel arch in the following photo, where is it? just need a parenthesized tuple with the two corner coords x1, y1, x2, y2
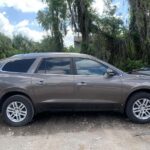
(0, 91, 34, 112)
(124, 88, 150, 112)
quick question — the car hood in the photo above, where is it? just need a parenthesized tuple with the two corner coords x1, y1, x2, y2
(124, 74, 150, 80)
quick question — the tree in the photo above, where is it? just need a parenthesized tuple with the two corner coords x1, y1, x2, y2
(128, 0, 150, 64)
(38, 35, 59, 52)
(37, 0, 67, 52)
(67, 0, 94, 52)
(13, 34, 34, 52)
(88, 0, 126, 64)
(0, 33, 13, 58)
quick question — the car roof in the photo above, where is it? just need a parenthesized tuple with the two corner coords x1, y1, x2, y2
(11, 52, 92, 59)
(1, 52, 125, 75)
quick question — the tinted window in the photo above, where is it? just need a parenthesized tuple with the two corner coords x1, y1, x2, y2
(2, 59, 35, 73)
(75, 58, 108, 75)
(37, 58, 71, 75)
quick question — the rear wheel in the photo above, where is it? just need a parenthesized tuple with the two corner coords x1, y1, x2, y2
(2, 95, 34, 127)
(126, 92, 150, 123)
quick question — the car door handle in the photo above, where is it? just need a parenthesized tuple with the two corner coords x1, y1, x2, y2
(77, 82, 87, 86)
(37, 80, 44, 85)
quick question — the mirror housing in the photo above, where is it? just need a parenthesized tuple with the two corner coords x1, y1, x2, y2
(106, 69, 116, 77)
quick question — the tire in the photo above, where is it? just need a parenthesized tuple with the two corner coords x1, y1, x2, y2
(126, 92, 150, 124)
(2, 95, 34, 127)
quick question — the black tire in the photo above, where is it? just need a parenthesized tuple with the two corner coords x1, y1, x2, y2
(126, 92, 150, 124)
(2, 95, 34, 127)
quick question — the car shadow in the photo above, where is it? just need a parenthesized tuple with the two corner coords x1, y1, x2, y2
(0, 111, 149, 136)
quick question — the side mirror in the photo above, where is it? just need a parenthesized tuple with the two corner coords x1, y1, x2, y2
(106, 69, 116, 77)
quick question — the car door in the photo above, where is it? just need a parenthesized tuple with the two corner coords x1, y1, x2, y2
(31, 57, 75, 110)
(73, 57, 123, 110)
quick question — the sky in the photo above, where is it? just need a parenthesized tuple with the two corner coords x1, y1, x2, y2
(0, 0, 129, 47)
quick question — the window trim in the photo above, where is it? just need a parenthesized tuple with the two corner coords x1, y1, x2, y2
(73, 57, 118, 76)
(1, 58, 36, 74)
(35, 57, 74, 75)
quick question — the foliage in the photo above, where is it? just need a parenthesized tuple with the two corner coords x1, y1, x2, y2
(37, 0, 68, 51)
(13, 34, 37, 52)
(36, 36, 63, 52)
(118, 59, 145, 72)
(0, 33, 13, 58)
(64, 46, 80, 53)
(128, 0, 150, 63)
(67, 0, 94, 52)
(88, 0, 126, 65)
(0, 0, 150, 72)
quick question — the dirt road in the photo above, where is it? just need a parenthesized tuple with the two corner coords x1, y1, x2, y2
(0, 112, 150, 150)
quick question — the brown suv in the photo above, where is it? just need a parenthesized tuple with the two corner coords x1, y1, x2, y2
(0, 53, 150, 126)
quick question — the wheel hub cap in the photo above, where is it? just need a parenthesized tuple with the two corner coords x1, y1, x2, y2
(133, 98, 150, 120)
(6, 101, 27, 123)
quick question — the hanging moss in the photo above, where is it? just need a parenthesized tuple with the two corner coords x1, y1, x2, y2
(129, 0, 150, 64)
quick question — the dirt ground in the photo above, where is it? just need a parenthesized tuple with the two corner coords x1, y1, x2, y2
(0, 111, 150, 150)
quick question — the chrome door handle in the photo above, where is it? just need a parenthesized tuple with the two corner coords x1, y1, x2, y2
(77, 82, 87, 86)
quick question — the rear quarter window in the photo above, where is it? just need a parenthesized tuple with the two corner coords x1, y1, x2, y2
(2, 59, 35, 73)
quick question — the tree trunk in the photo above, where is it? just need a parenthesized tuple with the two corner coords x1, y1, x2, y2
(75, 0, 90, 53)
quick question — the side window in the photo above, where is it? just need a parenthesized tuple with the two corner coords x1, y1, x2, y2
(2, 59, 35, 73)
(37, 58, 71, 75)
(75, 58, 108, 75)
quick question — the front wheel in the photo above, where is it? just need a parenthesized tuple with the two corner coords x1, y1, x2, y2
(126, 92, 150, 124)
(2, 95, 34, 127)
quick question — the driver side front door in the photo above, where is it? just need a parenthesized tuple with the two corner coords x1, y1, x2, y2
(73, 58, 122, 110)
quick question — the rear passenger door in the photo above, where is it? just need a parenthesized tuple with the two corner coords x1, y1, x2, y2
(32, 57, 75, 109)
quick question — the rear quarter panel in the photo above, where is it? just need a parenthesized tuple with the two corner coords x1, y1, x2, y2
(0, 72, 35, 104)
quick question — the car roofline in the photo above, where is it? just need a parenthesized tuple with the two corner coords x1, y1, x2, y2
(11, 52, 91, 59)
(1, 52, 126, 75)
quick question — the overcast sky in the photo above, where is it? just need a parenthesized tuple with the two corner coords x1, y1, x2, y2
(0, 0, 128, 47)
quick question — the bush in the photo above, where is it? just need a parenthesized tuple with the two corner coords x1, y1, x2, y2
(117, 59, 145, 72)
